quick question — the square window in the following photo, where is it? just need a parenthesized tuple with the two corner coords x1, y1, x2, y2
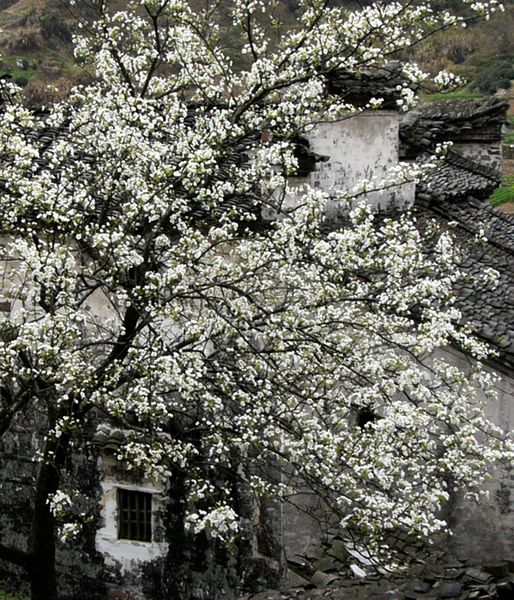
(118, 489, 152, 542)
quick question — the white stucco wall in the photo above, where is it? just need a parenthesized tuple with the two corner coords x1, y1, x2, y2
(295, 111, 415, 223)
(437, 347, 514, 562)
(95, 457, 168, 573)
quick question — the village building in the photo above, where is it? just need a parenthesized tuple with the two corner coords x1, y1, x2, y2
(0, 69, 512, 599)
(277, 93, 514, 578)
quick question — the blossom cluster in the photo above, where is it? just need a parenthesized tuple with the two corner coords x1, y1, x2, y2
(0, 0, 511, 565)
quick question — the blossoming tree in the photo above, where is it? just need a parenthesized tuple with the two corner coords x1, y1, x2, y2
(0, 1, 511, 599)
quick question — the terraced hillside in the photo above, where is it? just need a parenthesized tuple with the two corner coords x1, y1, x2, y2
(0, 1, 513, 105)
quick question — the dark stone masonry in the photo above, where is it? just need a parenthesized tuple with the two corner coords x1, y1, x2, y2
(247, 557, 514, 600)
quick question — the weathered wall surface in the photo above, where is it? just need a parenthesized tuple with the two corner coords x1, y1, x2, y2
(277, 346, 514, 571)
(0, 418, 107, 600)
(0, 241, 281, 600)
(305, 111, 415, 220)
(439, 347, 514, 563)
(0, 425, 258, 600)
(452, 142, 503, 173)
(0, 420, 37, 599)
(271, 111, 416, 226)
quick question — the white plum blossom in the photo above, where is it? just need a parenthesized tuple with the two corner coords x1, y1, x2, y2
(47, 491, 73, 519)
(433, 70, 466, 90)
(185, 505, 239, 542)
(58, 523, 81, 544)
(0, 2, 512, 596)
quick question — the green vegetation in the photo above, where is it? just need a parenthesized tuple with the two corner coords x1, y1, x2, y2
(471, 56, 514, 94)
(0, 54, 37, 81)
(412, 2, 514, 96)
(0, 589, 24, 600)
(420, 89, 485, 102)
(14, 75, 28, 86)
(490, 175, 514, 207)
(40, 11, 72, 42)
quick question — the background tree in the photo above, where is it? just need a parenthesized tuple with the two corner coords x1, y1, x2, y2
(0, 1, 511, 599)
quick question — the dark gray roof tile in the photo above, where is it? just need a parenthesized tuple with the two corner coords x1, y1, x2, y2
(326, 61, 418, 110)
(415, 198, 514, 369)
(400, 97, 508, 157)
(417, 151, 501, 203)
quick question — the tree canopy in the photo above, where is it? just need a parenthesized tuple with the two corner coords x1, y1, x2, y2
(0, 1, 512, 599)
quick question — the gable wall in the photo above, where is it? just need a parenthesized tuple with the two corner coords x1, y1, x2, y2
(452, 141, 503, 173)
(282, 111, 415, 225)
(437, 347, 514, 562)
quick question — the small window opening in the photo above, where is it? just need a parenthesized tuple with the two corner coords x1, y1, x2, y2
(356, 406, 378, 429)
(118, 489, 152, 542)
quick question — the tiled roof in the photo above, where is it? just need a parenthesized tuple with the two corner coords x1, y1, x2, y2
(0, 103, 263, 225)
(326, 61, 418, 110)
(400, 97, 508, 157)
(401, 96, 513, 368)
(2, 81, 512, 367)
(416, 151, 501, 204)
(415, 197, 514, 370)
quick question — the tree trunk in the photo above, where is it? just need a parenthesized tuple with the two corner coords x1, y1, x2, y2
(30, 555, 57, 600)
(164, 469, 188, 599)
(30, 458, 58, 600)
(29, 434, 70, 600)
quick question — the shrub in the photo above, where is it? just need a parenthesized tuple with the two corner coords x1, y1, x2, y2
(472, 57, 514, 93)
(40, 12, 72, 43)
(14, 76, 29, 87)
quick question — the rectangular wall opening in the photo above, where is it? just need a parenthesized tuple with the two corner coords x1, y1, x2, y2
(118, 488, 152, 542)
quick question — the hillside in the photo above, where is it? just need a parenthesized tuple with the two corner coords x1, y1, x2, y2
(0, 0, 513, 106)
(0, 0, 84, 105)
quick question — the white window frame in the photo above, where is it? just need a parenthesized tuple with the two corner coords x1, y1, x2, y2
(96, 478, 168, 569)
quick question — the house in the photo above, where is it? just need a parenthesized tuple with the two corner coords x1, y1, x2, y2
(402, 98, 514, 564)
(0, 71, 512, 599)
(275, 95, 514, 582)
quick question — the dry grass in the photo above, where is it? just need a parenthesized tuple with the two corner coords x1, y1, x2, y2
(2, 0, 46, 17)
(504, 160, 514, 177)
(498, 202, 514, 214)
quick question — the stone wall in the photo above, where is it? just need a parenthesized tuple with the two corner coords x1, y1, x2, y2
(0, 420, 38, 598)
(0, 415, 107, 600)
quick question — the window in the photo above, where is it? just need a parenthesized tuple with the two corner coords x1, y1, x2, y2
(96, 480, 167, 563)
(118, 489, 152, 542)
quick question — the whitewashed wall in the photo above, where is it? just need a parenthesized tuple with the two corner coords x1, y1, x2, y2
(294, 111, 415, 223)
(438, 347, 514, 562)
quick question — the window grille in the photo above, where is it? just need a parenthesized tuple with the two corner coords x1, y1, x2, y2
(118, 489, 152, 542)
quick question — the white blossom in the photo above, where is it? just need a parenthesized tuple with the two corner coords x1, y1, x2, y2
(0, 0, 510, 570)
